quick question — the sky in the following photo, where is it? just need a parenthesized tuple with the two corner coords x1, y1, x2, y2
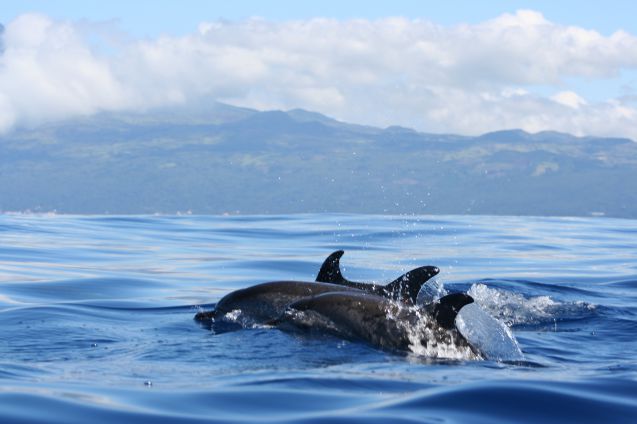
(1, 1, 636, 139)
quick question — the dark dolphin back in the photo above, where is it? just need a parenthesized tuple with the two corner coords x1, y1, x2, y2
(316, 250, 440, 304)
(285, 291, 413, 351)
(194, 280, 361, 327)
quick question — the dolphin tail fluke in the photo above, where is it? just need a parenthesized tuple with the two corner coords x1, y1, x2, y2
(384, 266, 440, 304)
(316, 250, 347, 283)
(431, 293, 474, 329)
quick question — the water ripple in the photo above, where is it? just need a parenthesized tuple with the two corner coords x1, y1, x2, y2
(1, 214, 636, 422)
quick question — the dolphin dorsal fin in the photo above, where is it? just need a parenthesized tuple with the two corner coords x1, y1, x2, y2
(384, 266, 440, 304)
(317, 251, 441, 305)
(431, 293, 474, 329)
(316, 250, 347, 284)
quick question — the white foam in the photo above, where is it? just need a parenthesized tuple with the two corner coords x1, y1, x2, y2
(467, 283, 595, 326)
(402, 308, 481, 361)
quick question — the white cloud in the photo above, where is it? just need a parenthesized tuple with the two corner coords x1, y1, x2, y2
(1, 10, 637, 139)
(0, 14, 130, 129)
(551, 91, 588, 109)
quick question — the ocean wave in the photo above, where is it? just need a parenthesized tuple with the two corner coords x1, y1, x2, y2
(1, 378, 635, 424)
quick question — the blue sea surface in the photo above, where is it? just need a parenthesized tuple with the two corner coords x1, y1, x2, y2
(0, 214, 636, 423)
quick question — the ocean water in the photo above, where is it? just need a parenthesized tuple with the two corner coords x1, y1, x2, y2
(1, 213, 636, 423)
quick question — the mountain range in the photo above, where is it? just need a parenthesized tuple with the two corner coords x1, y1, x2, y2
(1, 101, 636, 218)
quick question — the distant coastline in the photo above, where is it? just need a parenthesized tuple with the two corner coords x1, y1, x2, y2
(1, 102, 635, 218)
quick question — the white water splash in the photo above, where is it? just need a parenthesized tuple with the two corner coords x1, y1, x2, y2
(407, 330, 479, 360)
(416, 278, 447, 305)
(400, 307, 480, 361)
(223, 309, 243, 322)
(415, 280, 523, 361)
(221, 309, 275, 329)
(468, 283, 595, 326)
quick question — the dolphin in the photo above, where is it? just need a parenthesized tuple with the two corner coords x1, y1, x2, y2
(276, 291, 478, 356)
(316, 250, 440, 304)
(195, 251, 440, 327)
(194, 281, 363, 328)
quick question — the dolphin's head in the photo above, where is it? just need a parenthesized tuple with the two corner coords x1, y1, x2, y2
(431, 293, 474, 330)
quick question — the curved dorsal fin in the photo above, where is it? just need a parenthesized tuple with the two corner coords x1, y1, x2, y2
(316, 250, 348, 284)
(316, 250, 440, 304)
(384, 265, 440, 304)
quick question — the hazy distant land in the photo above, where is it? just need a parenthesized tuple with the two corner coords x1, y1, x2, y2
(1, 101, 636, 218)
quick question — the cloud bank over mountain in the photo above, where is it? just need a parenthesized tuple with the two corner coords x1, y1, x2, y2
(0, 10, 636, 138)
